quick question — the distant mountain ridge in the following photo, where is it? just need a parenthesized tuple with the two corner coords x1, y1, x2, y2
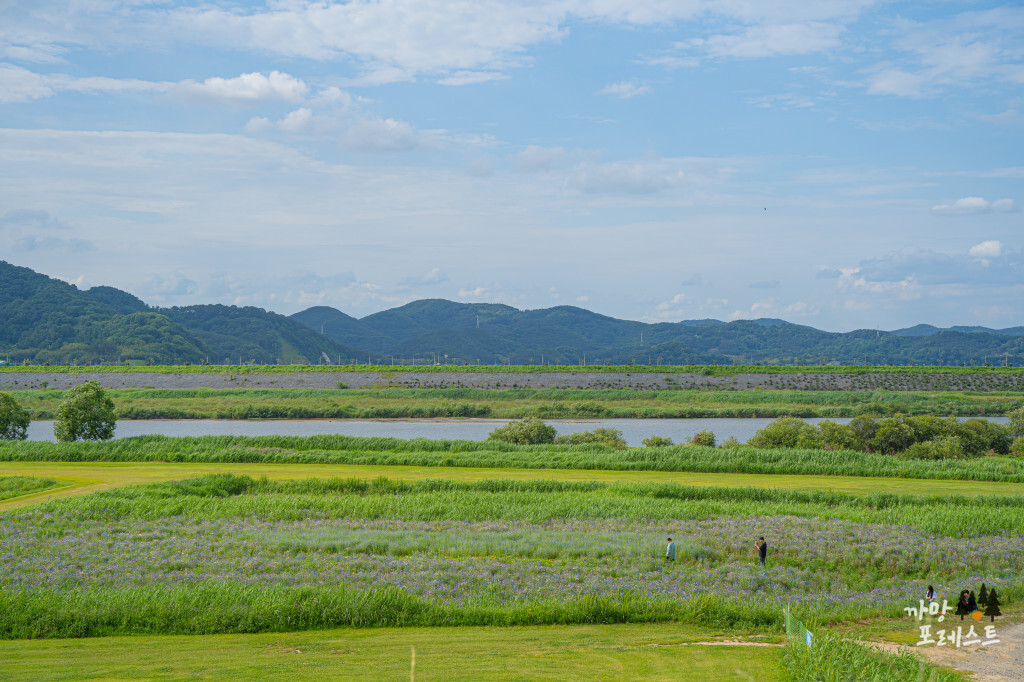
(0, 261, 358, 364)
(291, 299, 1024, 366)
(2, 261, 1023, 366)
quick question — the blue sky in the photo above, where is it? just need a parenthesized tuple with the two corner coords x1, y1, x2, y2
(0, 1, 1021, 331)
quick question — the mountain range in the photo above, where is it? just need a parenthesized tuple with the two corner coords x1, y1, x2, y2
(2, 261, 1023, 366)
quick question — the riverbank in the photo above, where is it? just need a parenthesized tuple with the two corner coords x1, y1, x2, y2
(3, 369, 1024, 392)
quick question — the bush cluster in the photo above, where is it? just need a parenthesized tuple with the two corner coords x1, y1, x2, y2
(748, 413, 1016, 458)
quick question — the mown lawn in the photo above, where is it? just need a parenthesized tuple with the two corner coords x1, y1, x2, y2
(0, 622, 784, 681)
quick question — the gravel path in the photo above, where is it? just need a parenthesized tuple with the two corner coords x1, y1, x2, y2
(871, 620, 1024, 681)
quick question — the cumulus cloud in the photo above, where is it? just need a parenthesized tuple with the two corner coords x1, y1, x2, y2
(598, 81, 651, 99)
(171, 71, 308, 105)
(843, 244, 1023, 290)
(969, 240, 1003, 259)
(245, 108, 341, 135)
(932, 197, 1019, 215)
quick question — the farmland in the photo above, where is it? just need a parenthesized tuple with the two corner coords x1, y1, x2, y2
(1, 367, 1020, 679)
(0, 433, 1019, 679)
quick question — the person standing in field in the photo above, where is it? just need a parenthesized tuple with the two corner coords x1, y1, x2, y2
(755, 537, 768, 566)
(666, 537, 676, 562)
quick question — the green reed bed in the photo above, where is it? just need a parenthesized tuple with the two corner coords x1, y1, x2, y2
(783, 633, 962, 682)
(0, 476, 57, 502)
(3, 434, 1024, 483)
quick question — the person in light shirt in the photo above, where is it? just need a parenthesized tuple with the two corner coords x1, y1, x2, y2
(665, 537, 676, 562)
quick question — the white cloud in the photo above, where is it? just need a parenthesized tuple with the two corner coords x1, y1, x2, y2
(339, 117, 433, 151)
(969, 240, 1003, 259)
(171, 71, 309, 105)
(863, 8, 1024, 98)
(932, 197, 990, 215)
(437, 71, 508, 86)
(0, 64, 168, 103)
(694, 22, 842, 59)
(568, 159, 683, 195)
(598, 81, 651, 99)
(512, 145, 572, 172)
(458, 287, 489, 299)
(931, 197, 1018, 215)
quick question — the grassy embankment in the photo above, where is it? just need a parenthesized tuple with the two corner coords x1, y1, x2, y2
(6, 386, 1023, 420)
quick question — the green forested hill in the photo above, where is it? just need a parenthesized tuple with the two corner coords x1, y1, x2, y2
(3, 261, 1023, 366)
(292, 302, 1024, 366)
(0, 262, 358, 364)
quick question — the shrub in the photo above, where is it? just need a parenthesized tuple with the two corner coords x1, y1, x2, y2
(690, 430, 716, 447)
(748, 417, 816, 449)
(642, 436, 673, 448)
(0, 393, 30, 441)
(903, 436, 967, 460)
(719, 436, 743, 449)
(53, 381, 117, 442)
(486, 417, 555, 445)
(555, 428, 627, 449)
(1010, 437, 1024, 457)
(816, 420, 860, 452)
(870, 418, 915, 455)
(1008, 406, 1024, 438)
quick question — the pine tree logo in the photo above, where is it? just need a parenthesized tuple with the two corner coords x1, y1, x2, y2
(978, 583, 989, 608)
(984, 589, 1002, 622)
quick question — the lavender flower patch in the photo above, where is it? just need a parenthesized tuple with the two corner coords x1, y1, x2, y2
(1, 512, 1019, 611)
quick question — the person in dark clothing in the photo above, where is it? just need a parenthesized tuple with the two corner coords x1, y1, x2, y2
(956, 590, 971, 620)
(755, 537, 767, 566)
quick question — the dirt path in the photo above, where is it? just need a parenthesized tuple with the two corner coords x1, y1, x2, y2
(869, 621, 1024, 681)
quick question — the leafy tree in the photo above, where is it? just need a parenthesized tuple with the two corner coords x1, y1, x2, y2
(903, 436, 966, 460)
(1008, 406, 1024, 438)
(984, 588, 1001, 621)
(849, 414, 879, 449)
(748, 417, 816, 449)
(486, 417, 555, 445)
(720, 435, 743, 449)
(1011, 436, 1024, 457)
(642, 436, 673, 448)
(870, 418, 915, 455)
(690, 430, 716, 447)
(53, 381, 116, 442)
(555, 428, 626, 449)
(0, 392, 30, 440)
(816, 420, 860, 451)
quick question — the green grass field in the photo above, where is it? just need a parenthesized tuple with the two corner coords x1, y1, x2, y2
(0, 623, 785, 681)
(3, 461, 1024, 514)
(0, 432, 1007, 680)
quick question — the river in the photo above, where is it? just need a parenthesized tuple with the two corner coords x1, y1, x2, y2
(23, 417, 1010, 447)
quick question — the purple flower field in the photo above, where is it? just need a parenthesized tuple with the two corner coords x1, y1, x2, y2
(2, 512, 1018, 612)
